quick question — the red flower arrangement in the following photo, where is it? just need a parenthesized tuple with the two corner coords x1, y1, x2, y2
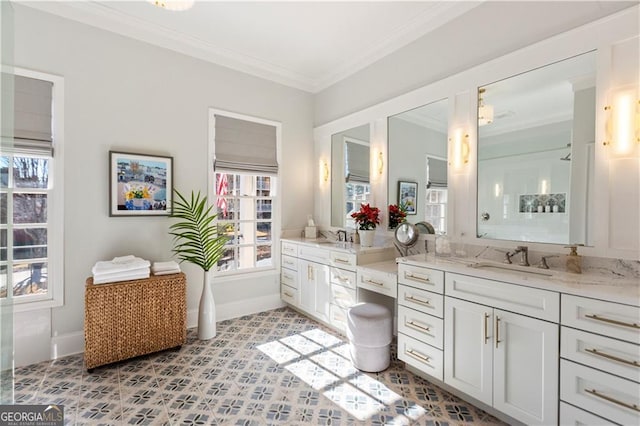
(388, 204, 407, 229)
(351, 203, 380, 230)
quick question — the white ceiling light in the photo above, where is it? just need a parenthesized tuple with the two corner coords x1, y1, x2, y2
(478, 88, 494, 126)
(148, 0, 194, 12)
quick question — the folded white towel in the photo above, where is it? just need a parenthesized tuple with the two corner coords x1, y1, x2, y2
(153, 269, 181, 276)
(112, 255, 137, 264)
(93, 269, 150, 284)
(92, 257, 151, 275)
(152, 261, 180, 272)
(93, 266, 150, 280)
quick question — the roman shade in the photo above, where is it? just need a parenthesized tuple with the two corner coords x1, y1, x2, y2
(1, 73, 53, 155)
(214, 114, 278, 175)
(345, 141, 369, 183)
(427, 157, 447, 188)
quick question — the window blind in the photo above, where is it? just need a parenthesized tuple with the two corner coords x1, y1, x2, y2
(427, 157, 447, 188)
(214, 114, 278, 175)
(345, 141, 369, 183)
(1, 73, 53, 155)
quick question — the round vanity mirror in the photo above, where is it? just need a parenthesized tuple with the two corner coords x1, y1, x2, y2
(394, 222, 418, 256)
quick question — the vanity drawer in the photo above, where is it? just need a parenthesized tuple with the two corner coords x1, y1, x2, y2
(561, 359, 640, 425)
(561, 327, 640, 383)
(398, 305, 443, 350)
(398, 263, 444, 294)
(446, 273, 559, 322)
(298, 245, 330, 263)
(561, 294, 640, 344)
(357, 268, 397, 298)
(281, 241, 298, 257)
(398, 284, 444, 318)
(330, 267, 356, 290)
(329, 304, 348, 333)
(331, 283, 357, 310)
(280, 269, 298, 289)
(330, 251, 357, 271)
(559, 402, 617, 426)
(281, 284, 298, 306)
(398, 333, 443, 381)
(281, 255, 298, 271)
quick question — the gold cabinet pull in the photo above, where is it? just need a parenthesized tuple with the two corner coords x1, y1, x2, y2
(307, 265, 313, 281)
(585, 348, 640, 367)
(283, 291, 293, 298)
(406, 320, 431, 333)
(406, 349, 430, 364)
(585, 388, 640, 412)
(483, 312, 490, 345)
(405, 272, 431, 284)
(495, 316, 501, 348)
(334, 258, 350, 264)
(405, 294, 431, 307)
(363, 277, 384, 287)
(585, 314, 640, 329)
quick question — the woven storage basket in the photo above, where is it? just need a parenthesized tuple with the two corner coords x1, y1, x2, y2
(84, 273, 186, 370)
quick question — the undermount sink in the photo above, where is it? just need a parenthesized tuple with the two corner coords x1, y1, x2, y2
(470, 262, 554, 277)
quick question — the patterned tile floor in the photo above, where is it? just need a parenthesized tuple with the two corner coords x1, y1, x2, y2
(2, 307, 505, 425)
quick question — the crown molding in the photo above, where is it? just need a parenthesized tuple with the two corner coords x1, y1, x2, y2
(16, 0, 483, 94)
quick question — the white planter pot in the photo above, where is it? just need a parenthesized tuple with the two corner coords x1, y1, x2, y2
(198, 271, 216, 340)
(359, 229, 375, 247)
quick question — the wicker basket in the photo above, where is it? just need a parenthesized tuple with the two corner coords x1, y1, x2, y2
(84, 273, 187, 370)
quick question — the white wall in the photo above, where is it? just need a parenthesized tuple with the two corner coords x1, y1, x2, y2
(11, 4, 314, 363)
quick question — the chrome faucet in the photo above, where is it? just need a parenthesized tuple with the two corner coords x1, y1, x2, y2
(504, 246, 529, 266)
(336, 230, 347, 242)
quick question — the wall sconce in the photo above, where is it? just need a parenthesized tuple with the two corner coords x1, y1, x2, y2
(376, 151, 384, 175)
(321, 160, 330, 183)
(604, 86, 640, 157)
(450, 129, 470, 169)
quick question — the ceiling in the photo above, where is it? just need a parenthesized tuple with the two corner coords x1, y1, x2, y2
(17, 0, 484, 93)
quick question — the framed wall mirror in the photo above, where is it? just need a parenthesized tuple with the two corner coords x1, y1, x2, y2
(330, 124, 370, 229)
(476, 50, 596, 245)
(388, 98, 448, 232)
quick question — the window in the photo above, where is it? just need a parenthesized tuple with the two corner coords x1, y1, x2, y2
(344, 182, 370, 228)
(425, 188, 447, 234)
(210, 110, 280, 275)
(0, 69, 63, 309)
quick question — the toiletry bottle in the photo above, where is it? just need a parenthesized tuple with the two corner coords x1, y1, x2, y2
(565, 245, 582, 274)
(545, 203, 551, 213)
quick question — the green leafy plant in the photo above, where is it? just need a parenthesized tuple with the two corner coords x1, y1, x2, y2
(169, 190, 228, 272)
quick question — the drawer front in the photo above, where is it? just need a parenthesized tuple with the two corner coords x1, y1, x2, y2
(281, 269, 298, 289)
(358, 269, 397, 298)
(446, 272, 559, 322)
(561, 327, 640, 383)
(398, 333, 443, 381)
(560, 402, 617, 426)
(398, 305, 443, 350)
(398, 263, 444, 294)
(281, 241, 298, 257)
(330, 267, 357, 290)
(330, 251, 357, 271)
(281, 255, 298, 271)
(281, 284, 298, 306)
(561, 294, 640, 345)
(331, 283, 357, 310)
(329, 304, 348, 333)
(398, 284, 444, 318)
(298, 245, 331, 263)
(561, 359, 640, 425)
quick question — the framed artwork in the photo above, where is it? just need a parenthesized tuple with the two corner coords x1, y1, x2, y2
(398, 181, 418, 215)
(109, 151, 173, 216)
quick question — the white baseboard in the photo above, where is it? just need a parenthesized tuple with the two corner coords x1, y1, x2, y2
(51, 294, 285, 359)
(50, 331, 84, 359)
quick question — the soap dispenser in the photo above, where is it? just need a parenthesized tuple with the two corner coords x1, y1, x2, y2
(565, 245, 582, 274)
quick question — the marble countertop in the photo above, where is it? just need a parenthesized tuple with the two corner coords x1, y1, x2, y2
(398, 254, 640, 307)
(282, 237, 393, 255)
(356, 260, 399, 276)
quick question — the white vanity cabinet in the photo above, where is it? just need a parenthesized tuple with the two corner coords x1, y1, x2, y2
(444, 273, 559, 425)
(559, 294, 640, 425)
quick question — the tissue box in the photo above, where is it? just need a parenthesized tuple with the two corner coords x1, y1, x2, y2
(304, 226, 317, 239)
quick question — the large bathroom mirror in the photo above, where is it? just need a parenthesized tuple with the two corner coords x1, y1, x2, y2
(477, 51, 596, 245)
(388, 98, 448, 233)
(330, 124, 370, 228)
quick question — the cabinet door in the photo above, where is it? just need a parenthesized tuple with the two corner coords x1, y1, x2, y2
(493, 309, 558, 425)
(299, 260, 315, 313)
(444, 297, 493, 406)
(313, 262, 330, 321)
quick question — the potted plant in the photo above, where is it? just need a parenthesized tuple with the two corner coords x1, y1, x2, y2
(169, 190, 228, 340)
(351, 203, 380, 247)
(388, 203, 407, 229)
